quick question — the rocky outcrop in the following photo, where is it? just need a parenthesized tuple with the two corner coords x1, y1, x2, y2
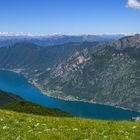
(112, 34, 140, 50)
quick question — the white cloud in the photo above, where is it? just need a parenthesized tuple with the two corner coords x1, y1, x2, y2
(127, 0, 140, 9)
(0, 32, 42, 37)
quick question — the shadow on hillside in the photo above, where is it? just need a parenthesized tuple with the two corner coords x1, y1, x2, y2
(1, 100, 72, 118)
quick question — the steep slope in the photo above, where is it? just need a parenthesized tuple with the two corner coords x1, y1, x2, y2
(0, 90, 71, 117)
(4, 100, 71, 117)
(0, 90, 21, 106)
(42, 35, 140, 111)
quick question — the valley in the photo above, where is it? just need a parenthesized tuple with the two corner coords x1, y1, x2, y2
(0, 35, 140, 112)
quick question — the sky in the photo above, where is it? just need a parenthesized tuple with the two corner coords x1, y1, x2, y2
(0, 0, 140, 35)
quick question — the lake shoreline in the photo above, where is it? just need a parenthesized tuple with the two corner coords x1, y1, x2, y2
(0, 68, 140, 115)
(31, 80, 140, 113)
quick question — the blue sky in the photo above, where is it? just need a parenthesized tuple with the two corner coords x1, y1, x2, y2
(0, 0, 140, 34)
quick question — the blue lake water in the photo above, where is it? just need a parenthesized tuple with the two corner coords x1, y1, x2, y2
(0, 70, 139, 120)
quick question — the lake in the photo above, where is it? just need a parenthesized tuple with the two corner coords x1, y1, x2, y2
(0, 70, 139, 120)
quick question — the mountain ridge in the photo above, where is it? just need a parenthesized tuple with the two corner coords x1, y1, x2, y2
(42, 34, 140, 111)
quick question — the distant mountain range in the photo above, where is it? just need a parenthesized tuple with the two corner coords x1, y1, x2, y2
(0, 34, 140, 111)
(0, 41, 100, 72)
(0, 34, 123, 47)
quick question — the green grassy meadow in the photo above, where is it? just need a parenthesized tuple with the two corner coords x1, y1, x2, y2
(0, 108, 140, 140)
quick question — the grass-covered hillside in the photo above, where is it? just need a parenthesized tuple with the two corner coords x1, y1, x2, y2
(0, 109, 140, 140)
(4, 100, 71, 117)
(0, 90, 71, 117)
(0, 90, 140, 140)
(0, 90, 21, 106)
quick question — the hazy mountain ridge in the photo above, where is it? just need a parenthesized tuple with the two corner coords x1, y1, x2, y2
(0, 34, 114, 47)
(0, 41, 99, 71)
